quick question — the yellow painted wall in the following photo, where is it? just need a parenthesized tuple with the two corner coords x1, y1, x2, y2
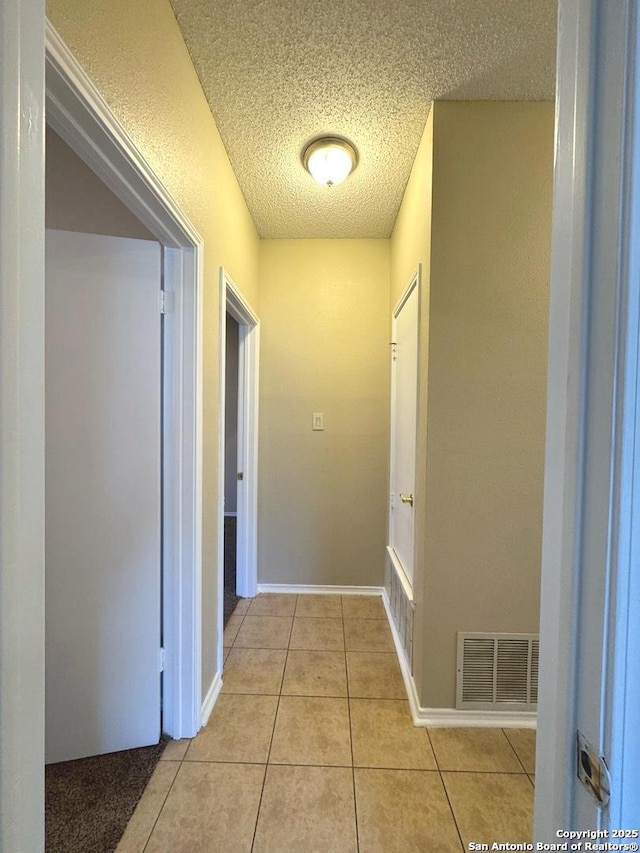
(258, 240, 390, 586)
(47, 0, 260, 700)
(392, 102, 553, 708)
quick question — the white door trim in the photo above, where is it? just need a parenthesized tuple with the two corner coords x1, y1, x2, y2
(0, 0, 46, 849)
(45, 21, 204, 739)
(536, 0, 640, 835)
(534, 0, 592, 834)
(218, 267, 260, 666)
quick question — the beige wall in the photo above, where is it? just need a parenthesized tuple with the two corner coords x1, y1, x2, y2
(258, 239, 390, 586)
(46, 127, 155, 239)
(47, 0, 260, 700)
(392, 101, 553, 708)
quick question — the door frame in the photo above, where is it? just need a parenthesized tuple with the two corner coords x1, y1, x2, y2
(535, 0, 640, 835)
(46, 22, 204, 740)
(0, 0, 46, 849)
(387, 265, 421, 603)
(217, 266, 259, 663)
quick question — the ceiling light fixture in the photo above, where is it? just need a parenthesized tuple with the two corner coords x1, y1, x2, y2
(302, 137, 358, 188)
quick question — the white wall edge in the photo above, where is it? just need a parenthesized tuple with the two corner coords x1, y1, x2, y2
(200, 672, 223, 728)
(257, 584, 385, 597)
(0, 1, 46, 848)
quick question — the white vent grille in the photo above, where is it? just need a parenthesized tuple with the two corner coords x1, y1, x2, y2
(456, 633, 539, 711)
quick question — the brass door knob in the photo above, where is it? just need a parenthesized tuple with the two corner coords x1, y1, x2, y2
(399, 493, 414, 506)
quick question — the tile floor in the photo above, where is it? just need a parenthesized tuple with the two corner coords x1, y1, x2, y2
(117, 593, 535, 852)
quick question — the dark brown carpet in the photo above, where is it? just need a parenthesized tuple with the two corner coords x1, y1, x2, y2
(45, 737, 168, 853)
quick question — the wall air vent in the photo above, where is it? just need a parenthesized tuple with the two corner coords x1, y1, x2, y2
(456, 633, 539, 711)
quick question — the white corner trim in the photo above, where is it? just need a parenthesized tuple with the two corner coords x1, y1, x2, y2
(257, 584, 385, 596)
(381, 588, 422, 720)
(380, 591, 537, 730)
(200, 672, 223, 728)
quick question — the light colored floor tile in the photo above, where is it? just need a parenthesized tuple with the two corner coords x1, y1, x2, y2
(443, 771, 534, 847)
(528, 774, 535, 787)
(270, 695, 352, 766)
(233, 615, 293, 649)
(233, 598, 251, 615)
(504, 728, 536, 774)
(144, 762, 265, 853)
(355, 768, 463, 853)
(185, 694, 278, 763)
(247, 593, 297, 616)
(344, 618, 394, 652)
(253, 765, 357, 853)
(346, 652, 405, 699)
(350, 699, 436, 770)
(429, 727, 524, 773)
(222, 648, 286, 694)
(341, 595, 386, 620)
(295, 593, 343, 618)
(160, 739, 190, 762)
(289, 616, 345, 650)
(223, 646, 232, 664)
(116, 761, 180, 853)
(282, 649, 348, 696)
(223, 613, 245, 647)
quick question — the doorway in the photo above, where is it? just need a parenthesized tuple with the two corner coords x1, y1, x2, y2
(224, 313, 241, 623)
(46, 24, 203, 742)
(45, 127, 165, 765)
(217, 268, 260, 667)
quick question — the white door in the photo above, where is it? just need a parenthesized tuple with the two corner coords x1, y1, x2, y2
(388, 271, 420, 593)
(45, 229, 162, 764)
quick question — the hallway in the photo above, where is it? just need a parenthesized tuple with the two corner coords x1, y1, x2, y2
(118, 594, 535, 852)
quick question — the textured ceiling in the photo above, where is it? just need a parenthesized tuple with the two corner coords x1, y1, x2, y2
(170, 0, 557, 239)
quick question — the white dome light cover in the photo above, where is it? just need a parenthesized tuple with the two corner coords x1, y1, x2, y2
(303, 137, 358, 187)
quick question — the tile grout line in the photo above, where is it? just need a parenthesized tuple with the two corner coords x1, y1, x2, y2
(424, 728, 466, 852)
(140, 753, 184, 852)
(501, 727, 531, 776)
(249, 594, 297, 853)
(342, 596, 361, 853)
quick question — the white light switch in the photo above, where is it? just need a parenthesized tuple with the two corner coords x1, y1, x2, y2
(312, 412, 324, 431)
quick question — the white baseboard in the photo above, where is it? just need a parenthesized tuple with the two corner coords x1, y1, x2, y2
(256, 583, 385, 596)
(200, 671, 223, 727)
(381, 590, 537, 730)
(415, 708, 537, 728)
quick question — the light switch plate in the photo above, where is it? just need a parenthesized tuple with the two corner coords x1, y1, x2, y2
(312, 412, 324, 431)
